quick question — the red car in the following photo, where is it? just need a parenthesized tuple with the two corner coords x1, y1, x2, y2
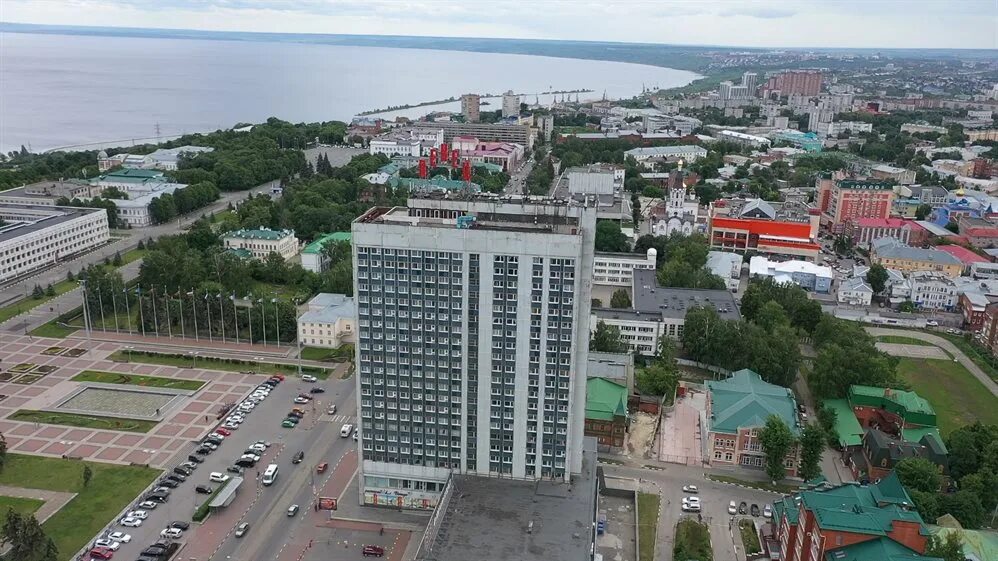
(215, 427, 232, 436)
(271, 374, 286, 381)
(362, 545, 385, 557)
(90, 546, 114, 560)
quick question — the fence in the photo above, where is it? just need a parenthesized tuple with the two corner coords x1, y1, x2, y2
(676, 358, 731, 379)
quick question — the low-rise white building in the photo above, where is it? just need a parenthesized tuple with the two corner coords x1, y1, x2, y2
(717, 130, 771, 148)
(815, 121, 873, 138)
(593, 249, 657, 288)
(0, 205, 110, 283)
(297, 293, 356, 349)
(749, 256, 833, 293)
(222, 228, 300, 261)
(706, 251, 743, 291)
(369, 128, 443, 158)
(624, 145, 707, 168)
(838, 276, 874, 306)
(567, 166, 622, 196)
(906, 271, 960, 310)
(300, 232, 351, 273)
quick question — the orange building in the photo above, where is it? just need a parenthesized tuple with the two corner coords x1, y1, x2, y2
(708, 198, 821, 261)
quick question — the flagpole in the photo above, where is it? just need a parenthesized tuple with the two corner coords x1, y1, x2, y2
(151, 286, 160, 338)
(218, 294, 225, 342)
(260, 299, 267, 347)
(138, 286, 146, 337)
(191, 290, 199, 342)
(273, 298, 280, 346)
(97, 289, 106, 331)
(232, 295, 239, 345)
(179, 292, 185, 340)
(124, 288, 131, 334)
(248, 298, 253, 344)
(206, 293, 213, 343)
(111, 290, 119, 332)
(166, 294, 173, 339)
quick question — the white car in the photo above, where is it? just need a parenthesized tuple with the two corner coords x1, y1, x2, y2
(152, 486, 172, 494)
(209, 472, 230, 483)
(107, 532, 131, 544)
(138, 501, 158, 510)
(293, 397, 309, 404)
(120, 517, 143, 528)
(925, 320, 939, 327)
(94, 539, 120, 551)
(240, 453, 261, 462)
(302, 375, 317, 383)
(764, 505, 773, 518)
(255, 440, 271, 448)
(126, 510, 148, 520)
(201, 442, 218, 451)
(728, 501, 738, 515)
(682, 485, 699, 494)
(209, 432, 226, 440)
(684, 496, 701, 505)
(327, 404, 337, 415)
(248, 443, 267, 453)
(161, 528, 183, 539)
(223, 422, 240, 430)
(238, 402, 255, 410)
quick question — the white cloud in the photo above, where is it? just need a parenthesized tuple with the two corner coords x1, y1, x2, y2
(1, 0, 995, 49)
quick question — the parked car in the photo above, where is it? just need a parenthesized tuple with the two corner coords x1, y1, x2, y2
(107, 532, 131, 543)
(248, 443, 267, 453)
(362, 545, 385, 557)
(751, 504, 760, 517)
(293, 397, 309, 404)
(195, 447, 212, 456)
(126, 511, 149, 520)
(297, 393, 313, 401)
(235, 458, 256, 468)
(209, 472, 230, 483)
(302, 375, 317, 382)
(89, 546, 114, 560)
(281, 420, 296, 428)
(141, 546, 167, 557)
(138, 501, 159, 510)
(165, 473, 186, 483)
(94, 538, 120, 551)
(241, 452, 261, 462)
(215, 427, 232, 436)
(292, 450, 304, 464)
(120, 517, 143, 527)
(144, 493, 169, 504)
(161, 528, 183, 539)
(282, 416, 300, 425)
(287, 504, 300, 517)
(728, 501, 737, 515)
(327, 404, 337, 415)
(255, 440, 271, 448)
(201, 441, 219, 450)
(235, 523, 250, 537)
(309, 387, 326, 394)
(738, 501, 748, 515)
(152, 486, 173, 494)
(170, 521, 190, 531)
(764, 505, 773, 518)
(681, 485, 698, 493)
(195, 485, 213, 494)
(317, 462, 328, 473)
(227, 465, 244, 475)
(180, 461, 198, 471)
(926, 319, 939, 326)
(187, 455, 204, 464)
(173, 466, 192, 477)
(341, 424, 354, 437)
(157, 479, 179, 488)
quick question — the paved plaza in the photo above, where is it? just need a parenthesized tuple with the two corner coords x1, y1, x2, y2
(58, 386, 179, 417)
(0, 332, 262, 467)
(874, 342, 951, 360)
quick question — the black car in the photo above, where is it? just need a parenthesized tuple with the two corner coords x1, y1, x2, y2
(169, 521, 191, 531)
(297, 393, 313, 401)
(141, 546, 167, 556)
(166, 473, 186, 483)
(195, 447, 212, 455)
(205, 436, 223, 445)
(136, 556, 161, 561)
(226, 465, 244, 474)
(173, 466, 192, 477)
(187, 455, 204, 464)
(144, 493, 169, 503)
(195, 485, 213, 494)
(235, 458, 256, 468)
(751, 504, 760, 517)
(157, 479, 179, 488)
(292, 450, 304, 464)
(308, 387, 326, 394)
(738, 501, 748, 515)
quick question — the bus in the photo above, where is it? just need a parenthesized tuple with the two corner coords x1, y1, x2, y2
(262, 464, 279, 486)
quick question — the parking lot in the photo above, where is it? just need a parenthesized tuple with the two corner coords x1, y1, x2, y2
(90, 369, 353, 561)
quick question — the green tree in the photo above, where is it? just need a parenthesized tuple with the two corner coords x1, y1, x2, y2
(894, 457, 942, 493)
(755, 301, 791, 332)
(898, 300, 917, 313)
(112, 251, 123, 266)
(832, 235, 853, 255)
(66, 270, 74, 282)
(610, 289, 631, 309)
(909, 489, 940, 521)
(915, 204, 933, 221)
(924, 532, 964, 561)
(959, 468, 998, 515)
(939, 491, 985, 529)
(0, 433, 6, 473)
(636, 362, 679, 397)
(758, 415, 795, 481)
(137, 239, 145, 250)
(82, 465, 93, 488)
(798, 423, 826, 481)
(590, 321, 629, 353)
(44, 284, 55, 297)
(31, 285, 43, 299)
(595, 220, 630, 252)
(865, 263, 889, 295)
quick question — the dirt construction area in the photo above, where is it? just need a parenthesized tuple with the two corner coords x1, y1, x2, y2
(657, 391, 705, 466)
(625, 412, 658, 459)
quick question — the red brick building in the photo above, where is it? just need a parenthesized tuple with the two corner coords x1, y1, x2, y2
(817, 179, 895, 234)
(771, 472, 937, 561)
(760, 70, 823, 97)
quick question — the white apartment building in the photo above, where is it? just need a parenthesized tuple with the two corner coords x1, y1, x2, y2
(592, 249, 657, 304)
(502, 90, 520, 117)
(222, 228, 300, 260)
(369, 139, 422, 158)
(906, 271, 960, 310)
(369, 128, 444, 158)
(0, 205, 110, 283)
(716, 130, 771, 148)
(815, 121, 873, 138)
(297, 293, 356, 349)
(351, 196, 597, 509)
(623, 145, 708, 168)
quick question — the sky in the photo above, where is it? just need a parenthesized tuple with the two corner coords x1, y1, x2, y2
(2, 0, 996, 50)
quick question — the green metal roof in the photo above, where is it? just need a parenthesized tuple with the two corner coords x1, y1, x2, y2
(223, 228, 294, 241)
(824, 399, 865, 448)
(822, 536, 940, 561)
(772, 496, 799, 526)
(848, 386, 936, 427)
(706, 369, 799, 435)
(901, 427, 948, 454)
(586, 378, 628, 422)
(301, 232, 351, 255)
(102, 168, 164, 179)
(931, 526, 998, 561)
(396, 176, 481, 192)
(224, 248, 252, 259)
(798, 472, 923, 537)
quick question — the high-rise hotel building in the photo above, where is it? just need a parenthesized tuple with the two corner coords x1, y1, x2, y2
(351, 196, 597, 509)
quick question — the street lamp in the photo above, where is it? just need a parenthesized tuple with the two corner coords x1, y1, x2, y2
(188, 351, 199, 369)
(125, 345, 134, 362)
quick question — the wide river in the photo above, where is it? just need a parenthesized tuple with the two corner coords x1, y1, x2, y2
(0, 32, 698, 153)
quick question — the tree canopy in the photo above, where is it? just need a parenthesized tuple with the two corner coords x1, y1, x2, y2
(759, 414, 795, 481)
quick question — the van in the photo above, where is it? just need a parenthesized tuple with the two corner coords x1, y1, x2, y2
(262, 464, 279, 486)
(340, 424, 354, 438)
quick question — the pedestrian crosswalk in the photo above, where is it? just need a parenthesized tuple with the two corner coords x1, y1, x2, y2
(323, 414, 355, 424)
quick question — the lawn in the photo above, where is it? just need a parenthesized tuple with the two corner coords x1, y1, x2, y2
(673, 518, 713, 561)
(301, 344, 354, 362)
(876, 335, 936, 347)
(707, 474, 800, 494)
(895, 358, 998, 435)
(28, 321, 79, 339)
(72, 370, 204, 391)
(108, 350, 330, 379)
(637, 492, 660, 561)
(119, 248, 147, 265)
(10, 410, 158, 433)
(739, 519, 762, 555)
(0, 495, 44, 516)
(0, 278, 78, 324)
(0, 453, 160, 561)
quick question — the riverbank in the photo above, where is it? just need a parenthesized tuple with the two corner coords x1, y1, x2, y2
(357, 88, 594, 116)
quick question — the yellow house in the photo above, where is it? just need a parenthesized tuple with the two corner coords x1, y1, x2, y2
(870, 237, 963, 278)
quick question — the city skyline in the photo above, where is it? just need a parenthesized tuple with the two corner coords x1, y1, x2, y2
(2, 0, 996, 50)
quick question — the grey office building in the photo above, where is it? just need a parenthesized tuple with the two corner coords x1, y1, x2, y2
(351, 196, 597, 509)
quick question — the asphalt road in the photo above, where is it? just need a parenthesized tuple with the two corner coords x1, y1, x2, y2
(209, 374, 358, 561)
(504, 154, 535, 196)
(0, 181, 279, 305)
(97, 369, 355, 561)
